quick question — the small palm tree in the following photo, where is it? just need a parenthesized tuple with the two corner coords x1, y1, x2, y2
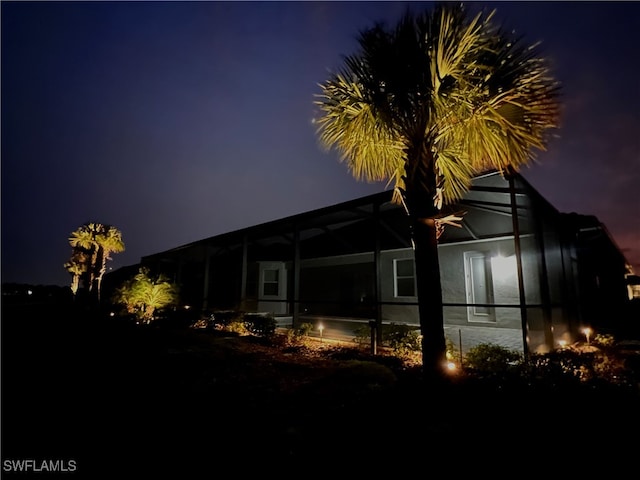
(113, 267, 179, 324)
(314, 3, 561, 378)
(64, 249, 89, 297)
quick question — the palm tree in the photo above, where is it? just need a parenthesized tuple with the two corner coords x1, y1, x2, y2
(67, 222, 125, 303)
(112, 267, 179, 324)
(64, 249, 89, 297)
(68, 223, 100, 294)
(94, 225, 125, 301)
(314, 3, 561, 378)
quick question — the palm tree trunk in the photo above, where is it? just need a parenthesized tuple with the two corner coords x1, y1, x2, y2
(96, 257, 108, 303)
(404, 141, 447, 380)
(412, 215, 447, 379)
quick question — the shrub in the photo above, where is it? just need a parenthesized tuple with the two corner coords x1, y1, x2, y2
(528, 344, 634, 388)
(226, 319, 249, 335)
(283, 322, 314, 347)
(190, 318, 210, 330)
(593, 333, 615, 348)
(296, 322, 314, 337)
(352, 322, 422, 357)
(244, 312, 277, 338)
(383, 323, 422, 356)
(446, 337, 460, 364)
(352, 324, 372, 347)
(464, 343, 523, 376)
(210, 310, 243, 328)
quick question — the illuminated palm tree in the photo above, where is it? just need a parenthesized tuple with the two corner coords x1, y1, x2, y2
(112, 267, 179, 324)
(67, 222, 125, 302)
(314, 3, 561, 378)
(94, 225, 125, 301)
(64, 249, 89, 297)
(68, 223, 101, 294)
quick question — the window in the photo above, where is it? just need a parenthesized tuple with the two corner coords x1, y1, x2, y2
(262, 269, 279, 296)
(394, 258, 416, 297)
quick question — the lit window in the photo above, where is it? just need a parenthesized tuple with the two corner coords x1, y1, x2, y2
(263, 269, 279, 296)
(394, 258, 416, 297)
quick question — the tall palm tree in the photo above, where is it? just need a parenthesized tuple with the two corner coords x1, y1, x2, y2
(67, 222, 125, 303)
(94, 225, 125, 301)
(314, 3, 561, 378)
(68, 223, 100, 293)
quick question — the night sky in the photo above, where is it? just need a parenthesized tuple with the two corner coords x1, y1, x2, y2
(2, 1, 639, 288)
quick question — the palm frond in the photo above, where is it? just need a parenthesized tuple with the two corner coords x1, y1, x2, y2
(314, 2, 561, 210)
(314, 74, 405, 183)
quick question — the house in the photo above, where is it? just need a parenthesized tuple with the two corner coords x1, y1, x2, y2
(131, 170, 634, 355)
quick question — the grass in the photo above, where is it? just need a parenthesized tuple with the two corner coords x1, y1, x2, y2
(2, 301, 640, 477)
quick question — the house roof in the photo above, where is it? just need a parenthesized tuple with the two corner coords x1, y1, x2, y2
(141, 170, 558, 265)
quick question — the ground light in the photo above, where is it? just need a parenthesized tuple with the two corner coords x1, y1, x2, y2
(318, 322, 324, 343)
(581, 327, 593, 344)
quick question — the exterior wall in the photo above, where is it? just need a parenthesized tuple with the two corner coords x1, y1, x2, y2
(440, 237, 525, 328)
(298, 252, 375, 319)
(379, 239, 534, 353)
(379, 248, 419, 324)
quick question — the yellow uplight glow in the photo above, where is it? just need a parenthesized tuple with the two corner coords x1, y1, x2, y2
(581, 327, 593, 344)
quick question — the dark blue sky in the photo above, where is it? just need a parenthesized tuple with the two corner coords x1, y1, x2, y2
(2, 1, 639, 287)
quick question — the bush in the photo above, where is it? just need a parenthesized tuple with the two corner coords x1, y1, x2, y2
(464, 343, 523, 376)
(296, 322, 314, 337)
(353, 322, 422, 358)
(527, 344, 634, 388)
(283, 322, 314, 347)
(155, 307, 199, 328)
(226, 319, 249, 335)
(460, 339, 637, 391)
(211, 310, 243, 328)
(446, 337, 460, 364)
(244, 312, 277, 338)
(383, 323, 422, 357)
(353, 324, 372, 347)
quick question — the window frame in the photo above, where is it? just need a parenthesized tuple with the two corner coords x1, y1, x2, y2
(393, 258, 416, 298)
(262, 268, 280, 297)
